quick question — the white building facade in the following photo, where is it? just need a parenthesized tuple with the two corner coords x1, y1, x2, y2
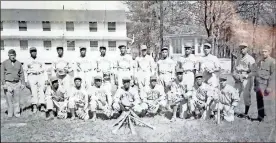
(1, 9, 131, 63)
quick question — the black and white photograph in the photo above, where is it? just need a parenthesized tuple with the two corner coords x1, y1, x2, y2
(0, 1, 275, 142)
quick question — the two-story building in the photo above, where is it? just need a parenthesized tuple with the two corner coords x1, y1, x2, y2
(0, 8, 131, 63)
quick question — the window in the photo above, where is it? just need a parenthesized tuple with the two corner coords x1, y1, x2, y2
(90, 41, 98, 51)
(42, 21, 51, 31)
(19, 21, 27, 31)
(67, 41, 75, 51)
(108, 22, 116, 32)
(1, 21, 3, 31)
(89, 22, 97, 32)
(172, 39, 182, 54)
(1, 40, 4, 50)
(43, 41, 52, 50)
(20, 40, 28, 50)
(66, 21, 74, 31)
(108, 41, 116, 51)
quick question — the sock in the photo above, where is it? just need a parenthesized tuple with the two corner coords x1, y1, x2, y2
(245, 105, 250, 115)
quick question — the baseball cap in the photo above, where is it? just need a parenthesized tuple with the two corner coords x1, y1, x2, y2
(50, 76, 58, 83)
(74, 76, 82, 81)
(118, 45, 126, 49)
(56, 47, 64, 50)
(176, 68, 184, 73)
(94, 75, 102, 80)
(100, 46, 106, 50)
(219, 74, 228, 81)
(161, 47, 169, 51)
(141, 45, 147, 50)
(8, 49, 16, 55)
(122, 76, 131, 81)
(263, 45, 272, 51)
(203, 43, 211, 49)
(184, 43, 193, 49)
(195, 73, 203, 78)
(150, 75, 157, 81)
(239, 42, 248, 48)
(79, 47, 86, 50)
(29, 47, 37, 52)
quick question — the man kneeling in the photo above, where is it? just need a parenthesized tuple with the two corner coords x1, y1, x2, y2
(211, 75, 240, 122)
(45, 76, 69, 120)
(140, 75, 167, 116)
(68, 76, 89, 120)
(89, 75, 113, 121)
(112, 76, 146, 116)
(190, 73, 216, 119)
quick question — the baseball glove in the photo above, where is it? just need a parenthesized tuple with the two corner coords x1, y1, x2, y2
(76, 109, 89, 120)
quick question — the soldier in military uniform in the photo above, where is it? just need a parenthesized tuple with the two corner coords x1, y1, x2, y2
(233, 43, 255, 119)
(45, 76, 69, 120)
(115, 45, 133, 88)
(199, 43, 221, 89)
(24, 47, 48, 113)
(190, 73, 217, 119)
(68, 76, 89, 120)
(169, 68, 193, 121)
(254, 45, 275, 122)
(157, 47, 176, 93)
(52, 47, 74, 92)
(140, 75, 166, 116)
(96, 46, 113, 92)
(212, 75, 240, 122)
(75, 47, 96, 88)
(89, 75, 113, 122)
(136, 45, 156, 89)
(112, 76, 146, 115)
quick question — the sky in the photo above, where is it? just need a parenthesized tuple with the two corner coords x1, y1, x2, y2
(1, 1, 128, 11)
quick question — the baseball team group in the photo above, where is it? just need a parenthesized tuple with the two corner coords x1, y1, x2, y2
(1, 42, 275, 123)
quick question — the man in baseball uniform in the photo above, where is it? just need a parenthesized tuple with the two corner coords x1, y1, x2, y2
(24, 47, 48, 113)
(115, 45, 133, 88)
(136, 45, 156, 90)
(45, 76, 69, 120)
(68, 76, 89, 120)
(112, 76, 146, 115)
(52, 47, 74, 92)
(212, 75, 240, 122)
(140, 75, 166, 116)
(75, 47, 96, 88)
(169, 68, 193, 121)
(199, 43, 221, 89)
(89, 75, 113, 122)
(190, 73, 216, 119)
(157, 47, 176, 93)
(233, 42, 255, 119)
(96, 46, 113, 92)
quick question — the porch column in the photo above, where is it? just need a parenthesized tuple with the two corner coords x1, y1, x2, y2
(194, 37, 198, 55)
(169, 38, 173, 56)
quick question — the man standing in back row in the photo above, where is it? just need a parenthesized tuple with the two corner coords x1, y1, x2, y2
(254, 45, 275, 122)
(24, 47, 48, 113)
(1, 49, 25, 118)
(115, 45, 133, 88)
(233, 42, 255, 120)
(136, 45, 156, 89)
(199, 43, 221, 89)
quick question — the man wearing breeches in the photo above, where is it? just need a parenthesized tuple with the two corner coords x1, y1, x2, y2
(45, 76, 69, 120)
(24, 47, 48, 113)
(140, 75, 167, 116)
(112, 76, 146, 116)
(233, 43, 255, 119)
(68, 76, 89, 120)
(89, 76, 113, 122)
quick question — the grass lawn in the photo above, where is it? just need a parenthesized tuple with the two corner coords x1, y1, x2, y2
(1, 75, 275, 142)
